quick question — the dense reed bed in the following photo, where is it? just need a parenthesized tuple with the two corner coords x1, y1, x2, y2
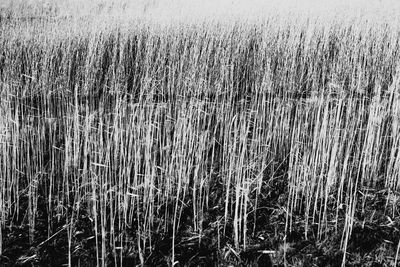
(1, 8, 400, 266)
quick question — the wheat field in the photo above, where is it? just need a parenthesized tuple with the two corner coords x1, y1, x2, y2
(1, 1, 400, 266)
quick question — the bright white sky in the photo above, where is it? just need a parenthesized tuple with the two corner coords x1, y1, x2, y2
(112, 0, 400, 24)
(2, 0, 400, 24)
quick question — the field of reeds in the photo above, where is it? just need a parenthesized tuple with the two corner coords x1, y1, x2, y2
(1, 0, 400, 266)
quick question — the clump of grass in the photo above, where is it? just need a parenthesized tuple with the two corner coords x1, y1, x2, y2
(1, 3, 400, 266)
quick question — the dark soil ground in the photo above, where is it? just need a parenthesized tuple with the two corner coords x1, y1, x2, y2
(1, 174, 399, 267)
